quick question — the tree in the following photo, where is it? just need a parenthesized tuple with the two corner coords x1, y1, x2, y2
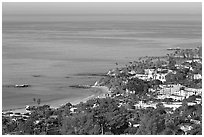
(168, 57, 176, 70)
(136, 105, 168, 135)
(136, 114, 156, 135)
(61, 98, 130, 135)
(198, 46, 202, 58)
(186, 95, 197, 102)
(20, 119, 35, 135)
(61, 116, 76, 134)
(187, 124, 202, 135)
(125, 78, 149, 96)
(163, 114, 180, 135)
(5, 121, 17, 133)
(165, 72, 176, 84)
(33, 98, 36, 103)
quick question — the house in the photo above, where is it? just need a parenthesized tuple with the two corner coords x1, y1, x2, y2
(186, 59, 201, 64)
(70, 107, 77, 113)
(163, 102, 182, 110)
(169, 94, 185, 101)
(133, 124, 140, 128)
(134, 74, 148, 81)
(190, 119, 201, 125)
(128, 70, 136, 75)
(144, 69, 155, 75)
(34, 120, 41, 125)
(195, 98, 202, 104)
(193, 74, 202, 80)
(179, 124, 193, 134)
(187, 102, 197, 106)
(158, 84, 184, 95)
(155, 73, 167, 82)
(134, 101, 157, 109)
(107, 70, 116, 76)
(49, 115, 58, 119)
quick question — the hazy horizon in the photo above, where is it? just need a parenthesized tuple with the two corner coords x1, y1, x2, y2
(3, 2, 201, 15)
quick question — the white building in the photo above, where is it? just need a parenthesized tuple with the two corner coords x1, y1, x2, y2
(157, 84, 202, 99)
(163, 102, 182, 110)
(134, 74, 148, 81)
(184, 87, 202, 96)
(144, 69, 155, 75)
(155, 73, 167, 82)
(158, 84, 184, 95)
(193, 74, 202, 80)
(128, 70, 136, 75)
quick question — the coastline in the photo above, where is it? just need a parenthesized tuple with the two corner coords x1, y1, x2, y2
(49, 85, 110, 107)
(2, 86, 110, 114)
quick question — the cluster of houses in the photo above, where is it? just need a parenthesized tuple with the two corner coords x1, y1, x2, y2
(2, 111, 31, 122)
(128, 67, 174, 83)
(172, 46, 202, 59)
(104, 56, 202, 113)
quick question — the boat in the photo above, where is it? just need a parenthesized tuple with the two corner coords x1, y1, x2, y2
(15, 84, 31, 88)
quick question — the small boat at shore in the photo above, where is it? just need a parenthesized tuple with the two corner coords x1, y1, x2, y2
(15, 84, 31, 88)
(3, 84, 31, 88)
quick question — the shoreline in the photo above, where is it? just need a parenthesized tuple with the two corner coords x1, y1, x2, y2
(2, 86, 110, 114)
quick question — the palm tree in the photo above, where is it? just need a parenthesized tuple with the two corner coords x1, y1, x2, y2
(33, 98, 36, 103)
(37, 98, 41, 105)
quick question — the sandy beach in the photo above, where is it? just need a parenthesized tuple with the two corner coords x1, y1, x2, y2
(2, 86, 110, 114)
(51, 86, 110, 106)
(71, 86, 110, 104)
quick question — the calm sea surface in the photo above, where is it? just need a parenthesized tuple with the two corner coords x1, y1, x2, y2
(2, 14, 201, 110)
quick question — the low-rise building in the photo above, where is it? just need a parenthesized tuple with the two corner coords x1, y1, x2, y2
(184, 87, 202, 96)
(158, 84, 184, 95)
(144, 69, 155, 75)
(134, 74, 148, 81)
(193, 74, 202, 80)
(163, 102, 182, 110)
(155, 73, 167, 82)
(70, 107, 77, 113)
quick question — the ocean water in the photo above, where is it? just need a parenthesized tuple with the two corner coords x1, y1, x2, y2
(2, 14, 202, 110)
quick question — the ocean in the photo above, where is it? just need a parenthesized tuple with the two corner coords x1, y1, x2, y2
(2, 14, 202, 110)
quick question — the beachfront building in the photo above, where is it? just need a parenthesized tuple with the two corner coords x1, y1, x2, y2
(179, 124, 193, 135)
